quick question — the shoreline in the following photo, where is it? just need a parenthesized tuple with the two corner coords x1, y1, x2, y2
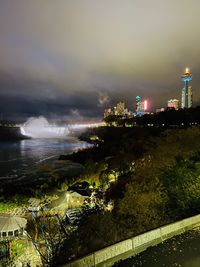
(0, 126, 30, 140)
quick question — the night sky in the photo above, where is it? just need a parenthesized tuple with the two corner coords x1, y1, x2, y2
(0, 0, 200, 122)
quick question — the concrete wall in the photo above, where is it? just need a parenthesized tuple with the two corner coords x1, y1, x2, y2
(64, 214, 200, 267)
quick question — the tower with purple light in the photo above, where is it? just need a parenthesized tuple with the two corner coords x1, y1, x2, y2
(181, 68, 193, 108)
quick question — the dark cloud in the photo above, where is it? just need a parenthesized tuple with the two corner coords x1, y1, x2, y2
(0, 0, 200, 121)
(98, 91, 110, 107)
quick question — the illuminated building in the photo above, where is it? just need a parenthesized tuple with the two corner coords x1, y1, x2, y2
(181, 68, 193, 108)
(114, 101, 132, 116)
(124, 108, 132, 116)
(104, 101, 132, 119)
(115, 101, 125, 115)
(181, 86, 192, 109)
(155, 108, 165, 113)
(104, 108, 113, 118)
(167, 99, 179, 110)
(135, 96, 147, 116)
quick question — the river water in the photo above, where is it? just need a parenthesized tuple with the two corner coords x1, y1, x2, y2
(0, 138, 89, 178)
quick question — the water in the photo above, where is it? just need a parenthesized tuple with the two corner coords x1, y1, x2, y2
(0, 138, 89, 178)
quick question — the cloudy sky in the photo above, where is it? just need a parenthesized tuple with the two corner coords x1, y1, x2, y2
(0, 0, 200, 122)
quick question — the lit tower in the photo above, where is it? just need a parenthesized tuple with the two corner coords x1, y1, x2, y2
(135, 96, 147, 116)
(181, 68, 192, 108)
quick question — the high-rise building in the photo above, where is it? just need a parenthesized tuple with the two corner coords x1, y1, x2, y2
(167, 99, 179, 110)
(181, 86, 192, 109)
(104, 101, 132, 118)
(181, 68, 193, 108)
(115, 101, 125, 115)
(135, 96, 147, 116)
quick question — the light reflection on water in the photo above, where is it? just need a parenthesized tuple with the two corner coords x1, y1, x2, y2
(0, 138, 89, 177)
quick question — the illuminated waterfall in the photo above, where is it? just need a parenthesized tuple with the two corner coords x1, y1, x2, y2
(20, 116, 70, 138)
(20, 116, 103, 138)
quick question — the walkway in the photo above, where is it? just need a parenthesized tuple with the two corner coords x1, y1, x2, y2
(114, 228, 200, 267)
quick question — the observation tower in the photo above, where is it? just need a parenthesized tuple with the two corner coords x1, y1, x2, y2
(181, 68, 192, 108)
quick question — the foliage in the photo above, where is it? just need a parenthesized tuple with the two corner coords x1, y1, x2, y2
(161, 156, 200, 218)
(76, 212, 125, 254)
(68, 126, 200, 260)
(117, 178, 168, 233)
(26, 212, 69, 267)
(2, 124, 200, 264)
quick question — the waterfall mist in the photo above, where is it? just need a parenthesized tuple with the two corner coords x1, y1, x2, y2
(20, 116, 70, 138)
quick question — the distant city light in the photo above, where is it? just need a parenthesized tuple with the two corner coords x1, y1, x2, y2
(167, 99, 179, 110)
(181, 68, 192, 109)
(144, 100, 147, 111)
(185, 67, 190, 74)
(135, 96, 148, 116)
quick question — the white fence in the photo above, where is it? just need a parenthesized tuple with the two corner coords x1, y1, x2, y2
(64, 214, 200, 267)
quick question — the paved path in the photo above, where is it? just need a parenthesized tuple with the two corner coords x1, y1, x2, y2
(114, 228, 200, 267)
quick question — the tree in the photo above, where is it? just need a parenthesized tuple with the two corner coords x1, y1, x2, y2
(161, 156, 200, 218)
(26, 212, 70, 266)
(117, 176, 168, 234)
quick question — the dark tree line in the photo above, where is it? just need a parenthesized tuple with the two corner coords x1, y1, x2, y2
(104, 106, 200, 127)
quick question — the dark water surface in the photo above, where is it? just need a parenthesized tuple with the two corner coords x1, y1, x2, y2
(114, 229, 200, 267)
(0, 138, 89, 178)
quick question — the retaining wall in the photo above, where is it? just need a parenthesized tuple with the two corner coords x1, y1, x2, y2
(64, 214, 200, 267)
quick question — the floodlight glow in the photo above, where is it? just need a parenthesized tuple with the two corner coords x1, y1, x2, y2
(185, 67, 189, 74)
(144, 100, 147, 111)
(20, 117, 103, 138)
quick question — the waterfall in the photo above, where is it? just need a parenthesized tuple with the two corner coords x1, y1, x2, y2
(20, 116, 70, 138)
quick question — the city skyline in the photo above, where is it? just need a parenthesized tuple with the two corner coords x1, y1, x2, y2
(0, 1, 200, 121)
(104, 68, 194, 116)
